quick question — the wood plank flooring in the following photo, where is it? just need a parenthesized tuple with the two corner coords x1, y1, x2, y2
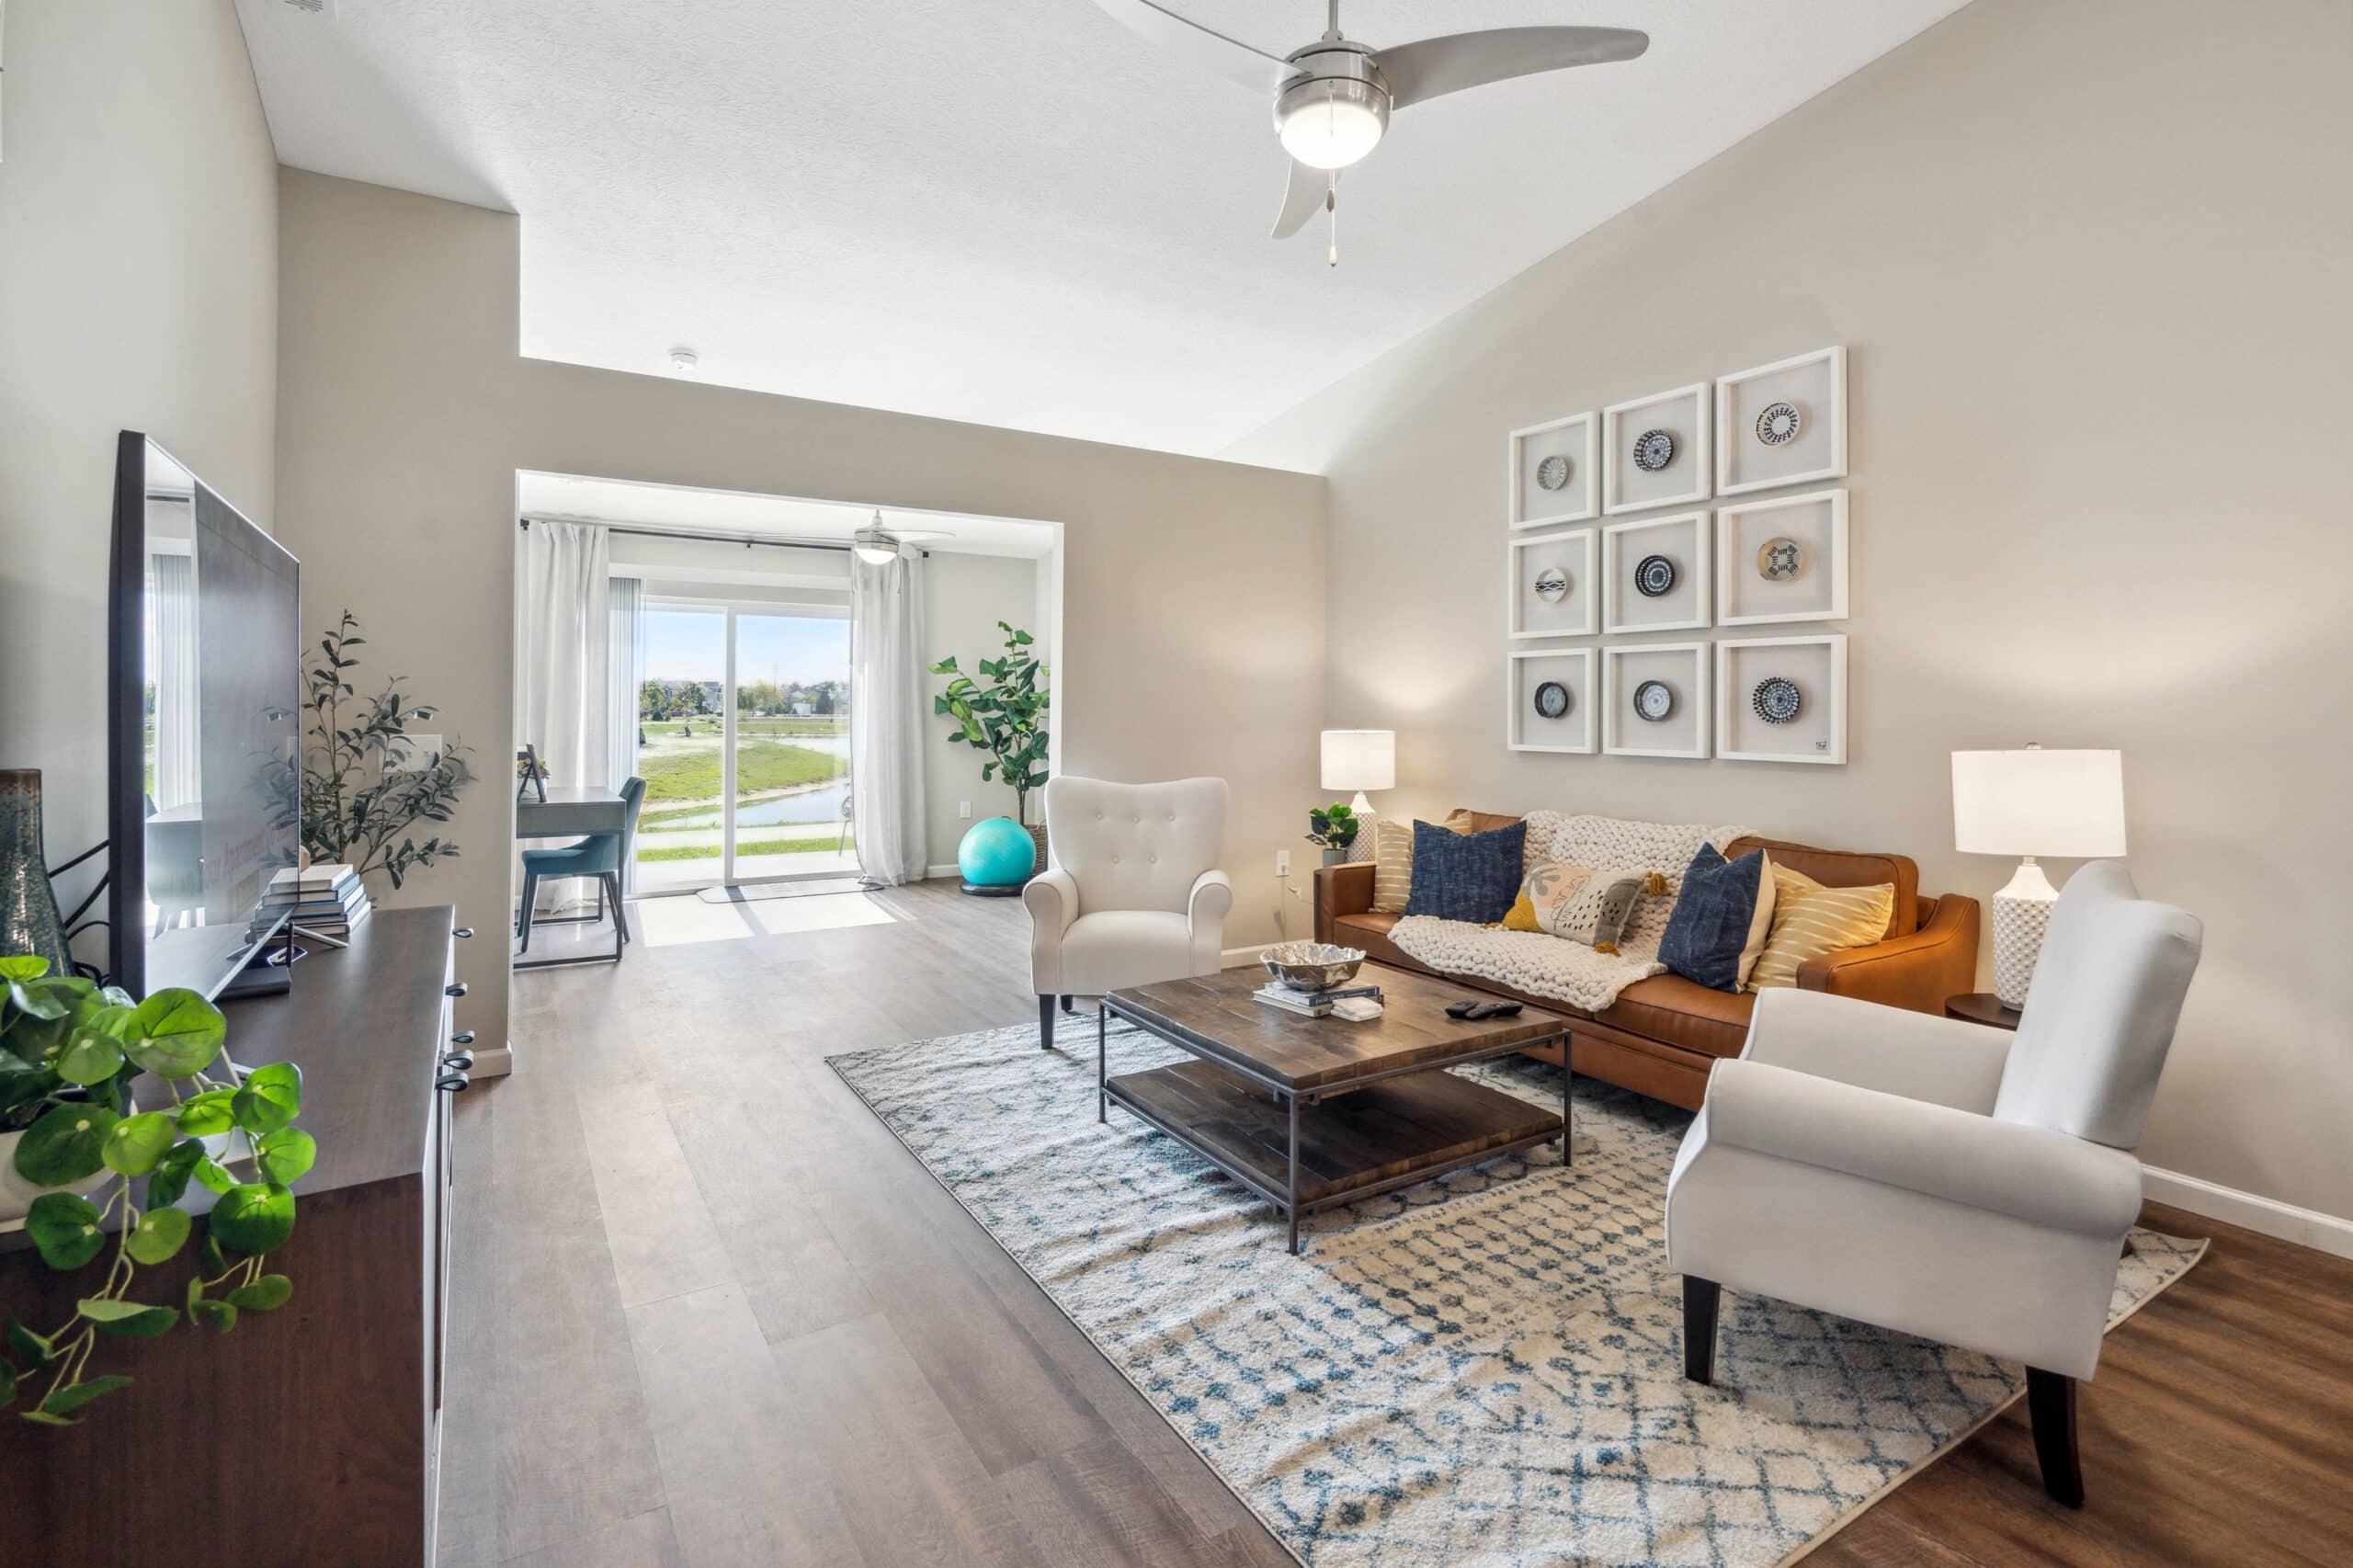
(440, 881, 2353, 1567)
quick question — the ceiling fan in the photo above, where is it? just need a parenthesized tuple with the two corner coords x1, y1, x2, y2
(1087, 0, 1648, 260)
(851, 511, 956, 563)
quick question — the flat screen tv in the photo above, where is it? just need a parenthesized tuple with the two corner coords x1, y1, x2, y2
(108, 432, 302, 1000)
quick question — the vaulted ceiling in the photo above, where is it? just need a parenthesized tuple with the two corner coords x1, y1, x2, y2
(236, 0, 1965, 457)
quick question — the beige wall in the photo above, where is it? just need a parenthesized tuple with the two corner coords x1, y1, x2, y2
(0, 0, 279, 947)
(1228, 0, 2353, 1223)
(921, 551, 1054, 870)
(276, 169, 1325, 1050)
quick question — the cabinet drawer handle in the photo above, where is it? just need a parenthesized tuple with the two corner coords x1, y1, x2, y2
(450, 1029, 476, 1046)
(445, 982, 468, 998)
(443, 1051, 476, 1073)
(436, 1074, 472, 1094)
(454, 926, 475, 940)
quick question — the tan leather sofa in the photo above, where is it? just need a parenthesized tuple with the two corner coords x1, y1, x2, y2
(1313, 816, 1982, 1110)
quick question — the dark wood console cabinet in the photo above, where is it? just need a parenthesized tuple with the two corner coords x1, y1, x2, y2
(0, 906, 470, 1567)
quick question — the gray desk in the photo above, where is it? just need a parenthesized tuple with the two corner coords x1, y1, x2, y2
(514, 786, 628, 969)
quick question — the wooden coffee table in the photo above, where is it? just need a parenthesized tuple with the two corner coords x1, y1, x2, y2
(1097, 964, 1570, 1254)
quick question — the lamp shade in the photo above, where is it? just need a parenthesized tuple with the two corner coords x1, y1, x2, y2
(1320, 730, 1395, 793)
(1951, 748, 2127, 858)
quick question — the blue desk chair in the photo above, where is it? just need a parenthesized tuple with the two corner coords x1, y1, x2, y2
(517, 776, 644, 955)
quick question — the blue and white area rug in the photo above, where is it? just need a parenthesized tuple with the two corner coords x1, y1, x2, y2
(828, 1020, 2204, 1568)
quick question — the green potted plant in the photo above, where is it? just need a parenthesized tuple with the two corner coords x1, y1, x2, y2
(0, 954, 313, 1424)
(929, 621, 1051, 869)
(1306, 802, 1360, 867)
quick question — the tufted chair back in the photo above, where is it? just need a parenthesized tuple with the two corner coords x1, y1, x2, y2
(1044, 775, 1227, 916)
(1994, 862, 2203, 1152)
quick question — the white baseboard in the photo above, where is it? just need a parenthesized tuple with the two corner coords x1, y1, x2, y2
(1221, 943, 1273, 968)
(2141, 1163, 2353, 1260)
(925, 864, 961, 881)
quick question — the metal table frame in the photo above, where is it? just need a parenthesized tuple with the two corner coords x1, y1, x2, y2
(514, 788, 629, 971)
(1096, 995, 1571, 1255)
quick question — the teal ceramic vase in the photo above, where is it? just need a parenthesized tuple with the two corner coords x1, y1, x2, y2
(0, 769, 73, 975)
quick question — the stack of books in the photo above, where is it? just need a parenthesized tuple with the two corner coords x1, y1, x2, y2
(1253, 982, 1382, 1019)
(261, 864, 372, 938)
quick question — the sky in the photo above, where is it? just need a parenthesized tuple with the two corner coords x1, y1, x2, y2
(642, 606, 849, 687)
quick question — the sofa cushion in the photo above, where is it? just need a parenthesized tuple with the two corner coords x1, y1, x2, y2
(1659, 845, 1778, 992)
(1370, 811, 1483, 915)
(1332, 911, 1416, 974)
(1724, 835, 1917, 939)
(1404, 819, 1526, 924)
(1596, 975, 1756, 1060)
(1748, 866, 1896, 992)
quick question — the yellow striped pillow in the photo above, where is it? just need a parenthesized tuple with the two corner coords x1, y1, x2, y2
(1747, 867, 1894, 991)
(1370, 812, 1477, 915)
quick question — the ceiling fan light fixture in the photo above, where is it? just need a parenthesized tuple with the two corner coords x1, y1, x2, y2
(1276, 76, 1387, 170)
(851, 536, 899, 564)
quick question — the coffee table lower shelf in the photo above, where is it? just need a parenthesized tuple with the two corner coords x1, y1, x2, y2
(1104, 1058, 1563, 1254)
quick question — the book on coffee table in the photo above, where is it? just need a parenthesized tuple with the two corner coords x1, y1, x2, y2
(1254, 982, 1382, 1017)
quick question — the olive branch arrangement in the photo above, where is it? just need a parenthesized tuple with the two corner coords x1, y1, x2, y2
(1, 955, 312, 1425)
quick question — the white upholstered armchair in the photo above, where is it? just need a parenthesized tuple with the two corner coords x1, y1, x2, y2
(1024, 775, 1231, 1050)
(1665, 862, 2201, 1506)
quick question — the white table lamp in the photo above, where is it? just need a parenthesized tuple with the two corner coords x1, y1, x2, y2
(1320, 729, 1395, 814)
(1951, 745, 2127, 1007)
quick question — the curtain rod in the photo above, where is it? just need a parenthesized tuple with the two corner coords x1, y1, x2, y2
(518, 514, 927, 558)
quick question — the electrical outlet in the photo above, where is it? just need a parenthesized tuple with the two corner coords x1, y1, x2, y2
(959, 800, 972, 819)
(388, 734, 442, 772)
(1274, 849, 1290, 877)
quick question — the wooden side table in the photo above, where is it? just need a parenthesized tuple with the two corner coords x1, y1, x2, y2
(1946, 992, 2022, 1031)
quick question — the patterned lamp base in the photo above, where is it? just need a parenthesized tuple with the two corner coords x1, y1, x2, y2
(1992, 858, 2060, 1007)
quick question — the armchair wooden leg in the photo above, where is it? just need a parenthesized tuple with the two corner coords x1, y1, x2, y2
(1682, 1277, 1720, 1385)
(2027, 1368, 2085, 1507)
(1038, 994, 1056, 1051)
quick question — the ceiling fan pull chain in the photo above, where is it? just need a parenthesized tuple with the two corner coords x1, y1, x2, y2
(1327, 173, 1339, 267)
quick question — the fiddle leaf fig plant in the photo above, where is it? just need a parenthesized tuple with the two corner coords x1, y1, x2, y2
(929, 621, 1051, 826)
(1, 955, 312, 1425)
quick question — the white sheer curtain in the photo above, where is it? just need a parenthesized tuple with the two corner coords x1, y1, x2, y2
(607, 575, 644, 792)
(514, 519, 614, 792)
(147, 551, 199, 811)
(849, 550, 928, 885)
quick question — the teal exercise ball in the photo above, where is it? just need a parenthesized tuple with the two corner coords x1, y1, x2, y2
(958, 816, 1035, 892)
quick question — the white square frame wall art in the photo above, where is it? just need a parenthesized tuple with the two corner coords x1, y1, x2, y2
(1507, 649, 1595, 754)
(1508, 528, 1598, 639)
(1716, 489, 1848, 627)
(1602, 382, 1711, 515)
(1716, 634, 1848, 765)
(1508, 411, 1597, 529)
(1716, 346, 1847, 497)
(1602, 642, 1711, 759)
(1602, 511, 1711, 635)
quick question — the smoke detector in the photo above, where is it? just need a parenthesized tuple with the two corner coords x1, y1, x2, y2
(669, 347, 700, 377)
(279, 0, 336, 16)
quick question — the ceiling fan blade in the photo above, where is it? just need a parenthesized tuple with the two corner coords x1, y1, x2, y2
(1376, 26, 1649, 111)
(1085, 0, 1288, 94)
(884, 528, 958, 542)
(1271, 160, 1326, 241)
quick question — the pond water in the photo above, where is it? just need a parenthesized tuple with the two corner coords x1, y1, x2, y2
(640, 733, 851, 834)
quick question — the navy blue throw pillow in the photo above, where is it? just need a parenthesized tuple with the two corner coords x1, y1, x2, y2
(1403, 819, 1527, 925)
(1658, 844, 1773, 994)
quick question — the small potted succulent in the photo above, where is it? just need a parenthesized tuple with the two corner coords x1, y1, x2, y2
(1, 954, 313, 1425)
(1305, 801, 1361, 867)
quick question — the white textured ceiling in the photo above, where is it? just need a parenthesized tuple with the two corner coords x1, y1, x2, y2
(236, 0, 1965, 458)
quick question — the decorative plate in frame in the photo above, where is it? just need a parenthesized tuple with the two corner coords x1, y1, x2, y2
(1633, 680, 1675, 722)
(1533, 680, 1572, 720)
(1633, 428, 1676, 472)
(1533, 566, 1570, 603)
(1535, 453, 1572, 492)
(1634, 554, 1677, 597)
(1755, 402, 1802, 446)
(1756, 537, 1804, 581)
(1751, 676, 1802, 724)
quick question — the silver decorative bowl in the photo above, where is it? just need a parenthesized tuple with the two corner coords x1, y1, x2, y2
(1260, 941, 1366, 992)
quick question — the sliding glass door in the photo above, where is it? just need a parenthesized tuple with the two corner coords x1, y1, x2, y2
(631, 597, 853, 892)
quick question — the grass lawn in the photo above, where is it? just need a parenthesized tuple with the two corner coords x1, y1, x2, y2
(636, 830, 853, 863)
(635, 740, 840, 810)
(643, 715, 845, 739)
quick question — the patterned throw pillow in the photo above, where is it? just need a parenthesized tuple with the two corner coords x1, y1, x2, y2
(1547, 869, 1662, 952)
(1657, 845, 1779, 993)
(1402, 819, 1528, 925)
(1747, 866, 1896, 991)
(1370, 812, 1477, 915)
(1504, 861, 1593, 931)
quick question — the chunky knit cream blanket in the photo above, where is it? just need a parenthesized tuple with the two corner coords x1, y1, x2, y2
(1389, 812, 1749, 1013)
